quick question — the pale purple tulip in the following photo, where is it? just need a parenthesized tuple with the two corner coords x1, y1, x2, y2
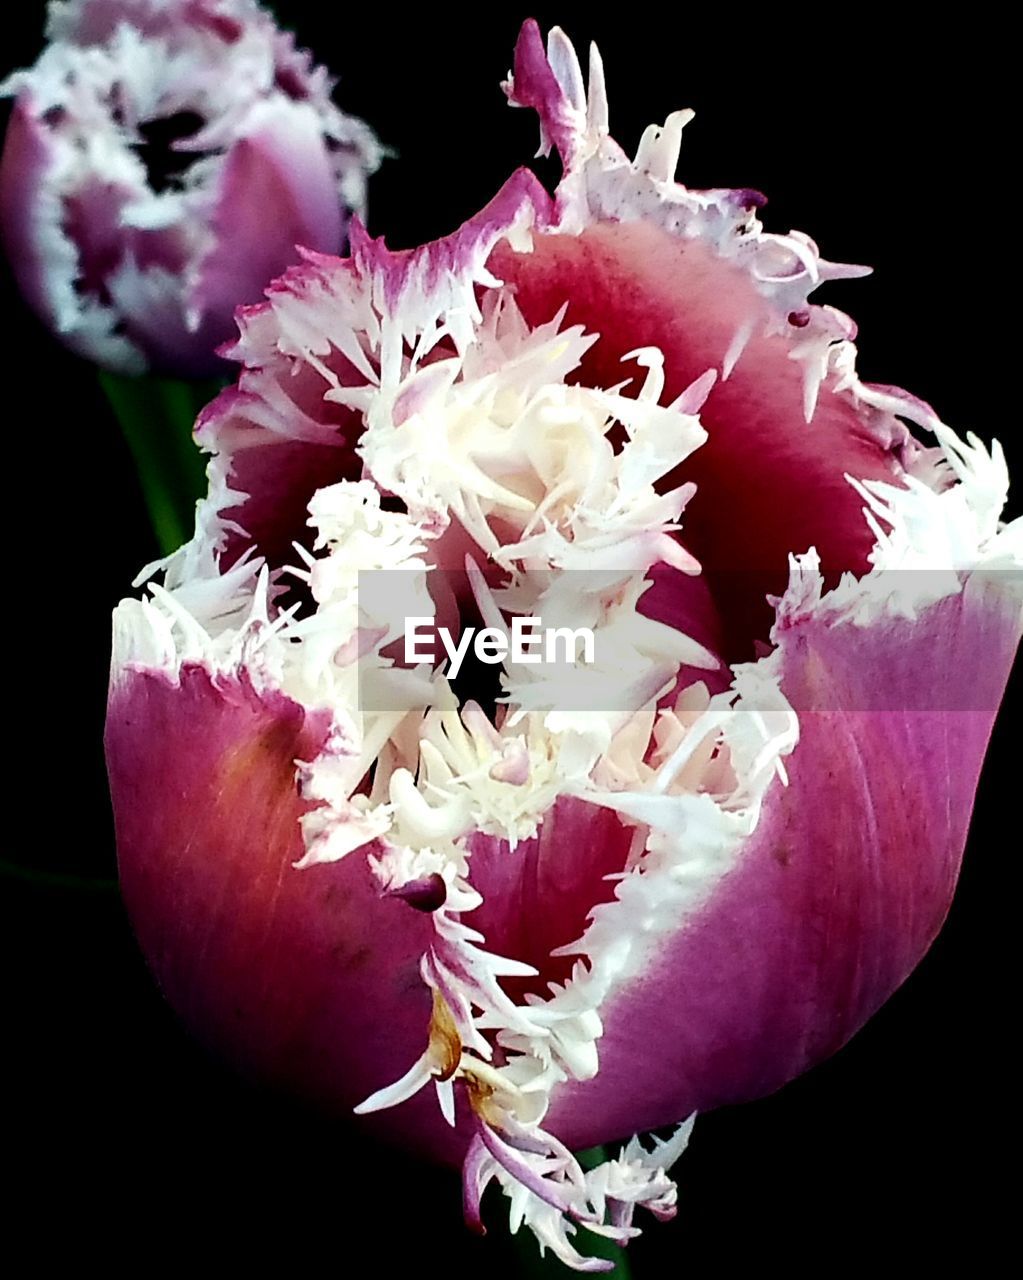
(105, 21, 1020, 1271)
(1, 0, 380, 375)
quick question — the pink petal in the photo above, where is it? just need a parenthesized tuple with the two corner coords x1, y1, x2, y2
(0, 98, 59, 324)
(105, 661, 462, 1161)
(490, 20, 938, 660)
(640, 564, 731, 697)
(490, 226, 907, 659)
(461, 1133, 495, 1233)
(506, 16, 582, 163)
(197, 169, 553, 571)
(544, 574, 1021, 1148)
(187, 100, 345, 345)
(467, 800, 637, 1001)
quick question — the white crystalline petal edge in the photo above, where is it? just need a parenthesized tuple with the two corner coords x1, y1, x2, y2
(109, 24, 1021, 1270)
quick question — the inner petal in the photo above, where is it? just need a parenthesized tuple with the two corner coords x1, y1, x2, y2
(465, 798, 636, 1001)
(490, 223, 913, 659)
(198, 350, 367, 572)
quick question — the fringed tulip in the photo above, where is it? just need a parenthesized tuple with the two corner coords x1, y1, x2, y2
(1, 0, 380, 375)
(105, 21, 1021, 1270)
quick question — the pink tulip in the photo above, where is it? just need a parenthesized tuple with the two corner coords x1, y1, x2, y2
(0, 0, 380, 376)
(105, 20, 1020, 1271)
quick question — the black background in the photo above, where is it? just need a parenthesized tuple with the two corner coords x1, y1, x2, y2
(3, 4, 1018, 1274)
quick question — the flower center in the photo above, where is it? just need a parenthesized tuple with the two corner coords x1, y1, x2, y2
(134, 110, 208, 194)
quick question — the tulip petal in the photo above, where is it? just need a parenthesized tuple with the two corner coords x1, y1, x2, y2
(491, 226, 906, 655)
(545, 567, 1021, 1148)
(0, 96, 148, 371)
(0, 97, 65, 329)
(495, 20, 949, 655)
(187, 99, 344, 343)
(48, 1, 233, 43)
(193, 168, 552, 571)
(466, 800, 637, 1001)
(105, 652, 464, 1160)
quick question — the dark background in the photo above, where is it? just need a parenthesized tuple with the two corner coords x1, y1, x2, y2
(3, 4, 1017, 1273)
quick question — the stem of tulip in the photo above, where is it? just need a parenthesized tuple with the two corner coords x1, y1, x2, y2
(512, 1147, 634, 1276)
(99, 372, 220, 556)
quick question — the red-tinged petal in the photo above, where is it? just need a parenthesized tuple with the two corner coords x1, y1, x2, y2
(490, 224, 902, 659)
(466, 800, 636, 1001)
(640, 563, 731, 698)
(462, 1133, 496, 1233)
(105, 659, 462, 1161)
(544, 572, 1021, 1149)
(492, 21, 943, 657)
(105, 257, 223, 375)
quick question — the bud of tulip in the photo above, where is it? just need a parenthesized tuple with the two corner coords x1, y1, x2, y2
(1, 0, 381, 376)
(105, 20, 1021, 1271)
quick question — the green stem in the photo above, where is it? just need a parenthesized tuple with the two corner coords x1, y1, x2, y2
(513, 1147, 634, 1277)
(100, 371, 221, 556)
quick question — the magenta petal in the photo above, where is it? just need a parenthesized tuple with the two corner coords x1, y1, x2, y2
(544, 575, 1021, 1148)
(105, 661, 460, 1160)
(490, 226, 911, 657)
(105, 260, 217, 374)
(506, 18, 580, 162)
(0, 98, 67, 332)
(194, 168, 553, 571)
(188, 101, 344, 343)
(462, 1133, 495, 1233)
(467, 799, 636, 997)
